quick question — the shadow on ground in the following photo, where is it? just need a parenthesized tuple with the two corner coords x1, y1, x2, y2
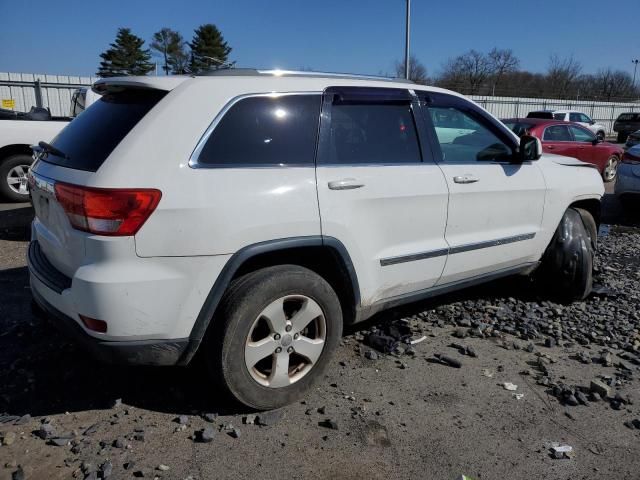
(0, 192, 637, 419)
(0, 204, 33, 241)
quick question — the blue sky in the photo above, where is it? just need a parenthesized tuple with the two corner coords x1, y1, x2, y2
(1, 0, 638, 78)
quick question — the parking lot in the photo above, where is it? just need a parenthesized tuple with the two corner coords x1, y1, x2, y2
(0, 181, 638, 479)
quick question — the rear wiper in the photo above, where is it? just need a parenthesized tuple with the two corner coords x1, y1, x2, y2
(32, 141, 71, 160)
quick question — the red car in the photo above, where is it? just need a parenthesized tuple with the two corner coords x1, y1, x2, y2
(502, 118, 623, 182)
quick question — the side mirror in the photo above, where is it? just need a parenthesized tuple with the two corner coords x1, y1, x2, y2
(592, 137, 601, 145)
(589, 120, 596, 125)
(518, 135, 542, 161)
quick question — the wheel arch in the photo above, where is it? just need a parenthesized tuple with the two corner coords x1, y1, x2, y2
(568, 198, 601, 228)
(177, 236, 360, 365)
(0, 144, 33, 161)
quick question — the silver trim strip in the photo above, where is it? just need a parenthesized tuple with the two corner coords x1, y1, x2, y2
(379, 233, 536, 266)
(449, 233, 536, 254)
(188, 91, 322, 169)
(380, 248, 449, 266)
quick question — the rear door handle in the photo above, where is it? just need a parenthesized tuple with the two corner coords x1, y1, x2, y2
(453, 175, 479, 184)
(328, 178, 365, 190)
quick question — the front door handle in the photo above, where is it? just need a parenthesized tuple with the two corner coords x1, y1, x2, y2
(453, 175, 479, 184)
(328, 178, 365, 190)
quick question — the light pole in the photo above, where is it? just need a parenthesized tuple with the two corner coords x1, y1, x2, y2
(632, 59, 639, 88)
(404, 0, 410, 80)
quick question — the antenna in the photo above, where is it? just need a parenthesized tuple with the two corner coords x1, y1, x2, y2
(202, 56, 236, 70)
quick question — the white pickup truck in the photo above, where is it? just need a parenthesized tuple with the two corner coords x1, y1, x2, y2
(0, 87, 99, 201)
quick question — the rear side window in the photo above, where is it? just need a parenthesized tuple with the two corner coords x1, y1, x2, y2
(197, 95, 321, 166)
(543, 125, 571, 141)
(569, 125, 595, 142)
(321, 98, 421, 164)
(45, 90, 165, 172)
(553, 113, 566, 120)
(618, 113, 639, 121)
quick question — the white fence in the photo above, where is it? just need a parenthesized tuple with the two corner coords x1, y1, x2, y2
(469, 95, 640, 135)
(0, 72, 96, 117)
(1, 72, 639, 133)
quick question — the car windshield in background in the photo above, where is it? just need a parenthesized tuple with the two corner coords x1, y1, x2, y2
(503, 121, 535, 137)
(527, 111, 554, 119)
(42, 90, 166, 172)
(618, 113, 640, 121)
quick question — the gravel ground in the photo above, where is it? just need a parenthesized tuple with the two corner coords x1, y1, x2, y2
(0, 196, 639, 480)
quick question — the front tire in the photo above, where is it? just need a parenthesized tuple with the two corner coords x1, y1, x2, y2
(538, 208, 597, 301)
(0, 154, 33, 202)
(205, 265, 342, 409)
(596, 131, 605, 142)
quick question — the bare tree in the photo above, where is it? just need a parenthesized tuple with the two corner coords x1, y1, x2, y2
(438, 50, 492, 94)
(488, 48, 520, 95)
(546, 54, 582, 98)
(394, 55, 429, 84)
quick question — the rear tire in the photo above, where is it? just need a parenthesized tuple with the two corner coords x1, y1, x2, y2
(617, 132, 628, 143)
(0, 154, 33, 202)
(205, 265, 342, 410)
(537, 208, 597, 301)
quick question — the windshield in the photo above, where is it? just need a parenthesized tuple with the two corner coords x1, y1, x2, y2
(503, 121, 535, 137)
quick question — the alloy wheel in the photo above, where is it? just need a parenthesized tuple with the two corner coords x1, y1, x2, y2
(244, 295, 326, 388)
(6, 164, 30, 195)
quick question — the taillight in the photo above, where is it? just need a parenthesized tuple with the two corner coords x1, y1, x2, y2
(54, 183, 161, 236)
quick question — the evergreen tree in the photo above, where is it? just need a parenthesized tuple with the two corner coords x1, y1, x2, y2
(97, 28, 154, 77)
(188, 24, 232, 74)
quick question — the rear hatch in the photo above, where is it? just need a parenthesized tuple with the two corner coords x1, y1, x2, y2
(29, 87, 167, 279)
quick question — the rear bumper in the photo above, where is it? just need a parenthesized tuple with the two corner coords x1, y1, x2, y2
(31, 285, 188, 365)
(28, 239, 191, 366)
(615, 163, 640, 196)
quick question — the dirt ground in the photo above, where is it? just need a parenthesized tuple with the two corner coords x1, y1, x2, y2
(0, 193, 638, 480)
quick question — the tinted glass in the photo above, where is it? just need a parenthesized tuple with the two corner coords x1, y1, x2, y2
(43, 90, 166, 172)
(198, 95, 321, 166)
(429, 107, 512, 163)
(618, 113, 639, 121)
(579, 113, 591, 123)
(553, 113, 566, 120)
(570, 125, 595, 142)
(569, 113, 581, 122)
(323, 101, 421, 164)
(527, 111, 554, 119)
(543, 125, 572, 141)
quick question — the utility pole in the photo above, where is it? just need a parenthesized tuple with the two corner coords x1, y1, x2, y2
(633, 59, 639, 88)
(404, 0, 410, 80)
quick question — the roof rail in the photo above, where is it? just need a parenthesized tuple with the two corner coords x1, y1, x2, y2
(199, 68, 414, 84)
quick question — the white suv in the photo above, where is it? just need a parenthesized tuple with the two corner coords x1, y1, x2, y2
(552, 110, 607, 141)
(27, 70, 604, 409)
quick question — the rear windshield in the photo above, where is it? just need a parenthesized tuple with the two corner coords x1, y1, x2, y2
(526, 111, 554, 119)
(43, 89, 166, 172)
(503, 122, 535, 137)
(617, 113, 640, 122)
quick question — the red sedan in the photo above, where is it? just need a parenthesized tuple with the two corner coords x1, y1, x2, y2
(502, 118, 623, 182)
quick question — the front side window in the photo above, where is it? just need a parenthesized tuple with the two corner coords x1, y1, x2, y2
(197, 94, 321, 166)
(543, 125, 572, 141)
(579, 113, 592, 123)
(321, 95, 421, 164)
(569, 113, 581, 122)
(428, 106, 512, 163)
(569, 125, 595, 142)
